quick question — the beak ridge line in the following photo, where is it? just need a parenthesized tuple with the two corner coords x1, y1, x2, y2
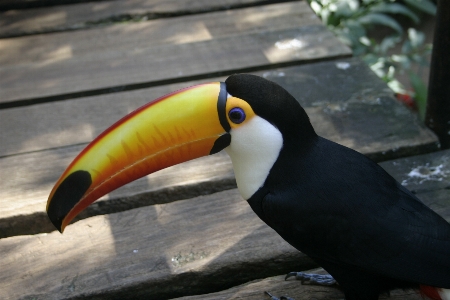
(218, 82, 230, 132)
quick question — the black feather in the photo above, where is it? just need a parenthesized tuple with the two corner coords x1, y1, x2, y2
(227, 74, 450, 299)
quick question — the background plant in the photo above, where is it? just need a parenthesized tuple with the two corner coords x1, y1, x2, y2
(307, 0, 436, 120)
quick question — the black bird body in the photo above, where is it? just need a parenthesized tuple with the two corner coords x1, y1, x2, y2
(248, 135, 450, 299)
(223, 74, 450, 299)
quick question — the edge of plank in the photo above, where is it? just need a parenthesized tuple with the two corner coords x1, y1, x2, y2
(1, 189, 317, 300)
(0, 0, 295, 37)
(0, 59, 439, 239)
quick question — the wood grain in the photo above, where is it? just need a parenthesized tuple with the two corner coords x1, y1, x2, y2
(380, 149, 450, 221)
(0, 0, 272, 37)
(0, 59, 438, 238)
(2, 149, 450, 299)
(174, 271, 423, 300)
(0, 2, 318, 66)
(0, 148, 235, 235)
(0, 59, 435, 157)
(0, 2, 340, 104)
(0, 189, 316, 300)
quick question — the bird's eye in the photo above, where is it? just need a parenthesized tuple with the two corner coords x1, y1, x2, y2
(228, 107, 246, 124)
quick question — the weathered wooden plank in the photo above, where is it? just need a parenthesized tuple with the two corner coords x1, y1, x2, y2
(0, 58, 435, 157)
(0, 2, 317, 66)
(259, 60, 438, 162)
(174, 271, 422, 300)
(0, 0, 274, 37)
(0, 148, 235, 237)
(380, 149, 450, 221)
(0, 59, 438, 238)
(0, 189, 316, 300)
(0, 0, 108, 11)
(3, 148, 450, 300)
(0, 2, 339, 104)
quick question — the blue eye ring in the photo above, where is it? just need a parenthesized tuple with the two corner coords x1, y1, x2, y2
(228, 107, 246, 124)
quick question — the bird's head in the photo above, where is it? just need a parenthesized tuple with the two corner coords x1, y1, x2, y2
(46, 74, 316, 232)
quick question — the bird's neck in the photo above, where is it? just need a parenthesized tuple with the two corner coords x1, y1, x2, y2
(225, 116, 283, 200)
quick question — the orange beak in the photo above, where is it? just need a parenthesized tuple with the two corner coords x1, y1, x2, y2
(47, 82, 231, 232)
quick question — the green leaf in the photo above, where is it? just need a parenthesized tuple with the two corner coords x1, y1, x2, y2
(320, 8, 331, 25)
(344, 20, 367, 37)
(362, 53, 379, 65)
(387, 65, 396, 80)
(387, 79, 407, 94)
(371, 3, 420, 23)
(391, 54, 411, 69)
(369, 60, 387, 78)
(309, 1, 322, 14)
(379, 35, 401, 54)
(409, 72, 428, 121)
(336, 19, 368, 50)
(407, 28, 425, 48)
(358, 13, 403, 34)
(362, 0, 379, 5)
(359, 36, 372, 47)
(346, 0, 360, 11)
(402, 40, 413, 54)
(403, 0, 436, 15)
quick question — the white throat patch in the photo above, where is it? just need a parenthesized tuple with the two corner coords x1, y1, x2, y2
(225, 116, 283, 200)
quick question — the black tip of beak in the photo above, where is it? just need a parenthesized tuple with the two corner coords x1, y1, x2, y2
(47, 170, 92, 232)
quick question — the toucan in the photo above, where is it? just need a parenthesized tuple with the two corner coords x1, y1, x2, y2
(47, 74, 450, 300)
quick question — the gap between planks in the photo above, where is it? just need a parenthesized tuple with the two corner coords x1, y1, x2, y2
(2, 148, 450, 300)
(0, 55, 350, 110)
(0, 2, 352, 106)
(0, 59, 436, 158)
(173, 270, 423, 300)
(1, 189, 318, 300)
(0, 59, 439, 238)
(0, 0, 297, 38)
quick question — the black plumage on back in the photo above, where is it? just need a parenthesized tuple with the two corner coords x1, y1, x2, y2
(251, 137, 450, 299)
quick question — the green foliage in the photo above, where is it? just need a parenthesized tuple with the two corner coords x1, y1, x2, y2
(307, 0, 436, 119)
(409, 71, 428, 120)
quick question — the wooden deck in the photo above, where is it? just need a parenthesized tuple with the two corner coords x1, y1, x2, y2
(0, 1, 447, 299)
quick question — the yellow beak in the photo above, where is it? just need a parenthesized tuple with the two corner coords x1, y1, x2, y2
(47, 82, 230, 232)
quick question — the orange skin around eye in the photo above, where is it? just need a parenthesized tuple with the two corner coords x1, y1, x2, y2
(225, 97, 256, 129)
